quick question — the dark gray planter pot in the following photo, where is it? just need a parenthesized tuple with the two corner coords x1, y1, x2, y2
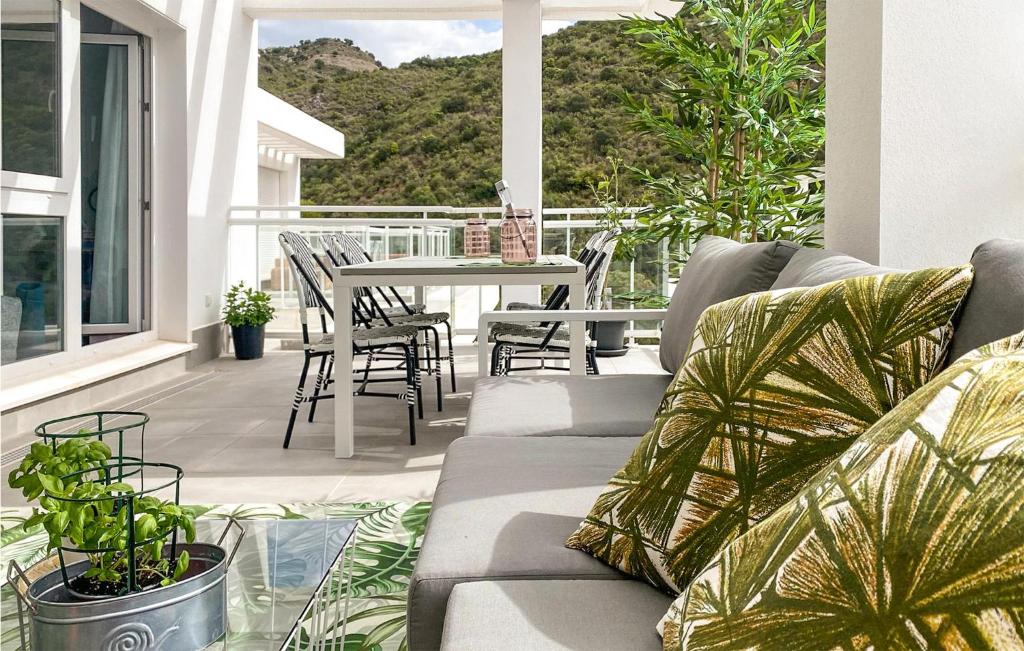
(593, 320, 629, 357)
(231, 324, 265, 360)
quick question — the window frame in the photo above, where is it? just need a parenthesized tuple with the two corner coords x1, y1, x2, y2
(1, 0, 160, 381)
(79, 32, 143, 337)
(1, 213, 66, 363)
(1, 0, 66, 190)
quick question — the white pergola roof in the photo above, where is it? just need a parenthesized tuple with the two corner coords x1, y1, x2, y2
(242, 0, 678, 20)
(256, 89, 346, 159)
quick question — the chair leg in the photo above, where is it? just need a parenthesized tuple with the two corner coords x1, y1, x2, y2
(283, 355, 311, 449)
(421, 329, 433, 375)
(587, 348, 600, 375)
(307, 355, 327, 422)
(324, 354, 335, 390)
(403, 344, 417, 445)
(490, 342, 502, 377)
(499, 345, 513, 376)
(429, 326, 443, 411)
(444, 321, 457, 392)
(414, 348, 424, 420)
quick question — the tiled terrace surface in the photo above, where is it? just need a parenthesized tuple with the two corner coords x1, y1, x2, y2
(1, 338, 662, 507)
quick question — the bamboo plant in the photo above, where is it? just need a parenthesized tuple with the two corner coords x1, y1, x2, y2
(618, 0, 825, 253)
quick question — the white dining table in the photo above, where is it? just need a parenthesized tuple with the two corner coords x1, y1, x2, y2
(332, 255, 586, 458)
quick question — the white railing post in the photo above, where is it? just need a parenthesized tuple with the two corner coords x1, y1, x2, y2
(629, 256, 636, 345)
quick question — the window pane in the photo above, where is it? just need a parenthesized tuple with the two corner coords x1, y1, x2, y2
(1, 0, 61, 177)
(81, 42, 130, 326)
(2, 215, 64, 364)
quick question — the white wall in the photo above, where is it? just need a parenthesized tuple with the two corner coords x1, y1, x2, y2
(142, 0, 260, 334)
(826, 1, 1024, 267)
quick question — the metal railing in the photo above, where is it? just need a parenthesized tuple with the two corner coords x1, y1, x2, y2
(227, 205, 667, 340)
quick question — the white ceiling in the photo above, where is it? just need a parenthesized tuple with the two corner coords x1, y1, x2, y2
(242, 0, 678, 21)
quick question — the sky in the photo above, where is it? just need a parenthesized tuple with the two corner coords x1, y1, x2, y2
(258, 19, 573, 68)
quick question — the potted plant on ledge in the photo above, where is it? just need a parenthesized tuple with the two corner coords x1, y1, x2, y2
(223, 281, 275, 360)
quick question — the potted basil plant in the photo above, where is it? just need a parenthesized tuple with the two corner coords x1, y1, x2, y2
(7, 424, 237, 650)
(223, 281, 275, 360)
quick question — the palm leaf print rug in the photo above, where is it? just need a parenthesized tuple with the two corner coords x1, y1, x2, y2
(0, 501, 429, 651)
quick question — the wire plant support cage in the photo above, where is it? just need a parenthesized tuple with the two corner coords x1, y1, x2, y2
(34, 410, 150, 483)
(47, 460, 185, 597)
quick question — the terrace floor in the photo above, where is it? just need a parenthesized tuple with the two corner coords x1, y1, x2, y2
(1, 337, 662, 507)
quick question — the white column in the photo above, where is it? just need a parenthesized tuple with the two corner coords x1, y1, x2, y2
(823, 0, 882, 264)
(501, 0, 543, 306)
(826, 0, 1024, 268)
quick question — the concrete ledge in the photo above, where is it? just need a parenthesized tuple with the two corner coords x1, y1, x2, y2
(189, 322, 226, 368)
(0, 340, 195, 413)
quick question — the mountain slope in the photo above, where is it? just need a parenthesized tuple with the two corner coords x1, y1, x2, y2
(258, 21, 678, 207)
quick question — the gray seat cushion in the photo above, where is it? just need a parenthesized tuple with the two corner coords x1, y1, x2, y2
(408, 436, 640, 650)
(659, 236, 799, 374)
(441, 580, 671, 651)
(466, 374, 671, 438)
(948, 239, 1024, 362)
(770, 246, 898, 289)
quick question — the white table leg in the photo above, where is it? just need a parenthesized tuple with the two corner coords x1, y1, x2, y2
(568, 279, 586, 375)
(478, 288, 492, 378)
(335, 282, 355, 458)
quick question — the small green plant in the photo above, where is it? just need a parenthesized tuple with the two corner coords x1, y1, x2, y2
(592, 157, 668, 310)
(9, 434, 197, 596)
(29, 477, 195, 592)
(222, 282, 275, 328)
(8, 436, 110, 501)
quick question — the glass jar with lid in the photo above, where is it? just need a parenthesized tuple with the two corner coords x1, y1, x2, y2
(499, 208, 537, 264)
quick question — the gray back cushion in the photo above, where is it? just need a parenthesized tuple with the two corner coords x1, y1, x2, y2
(770, 247, 899, 290)
(948, 238, 1024, 362)
(659, 236, 799, 373)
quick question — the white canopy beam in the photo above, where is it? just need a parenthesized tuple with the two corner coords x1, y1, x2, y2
(241, 0, 679, 21)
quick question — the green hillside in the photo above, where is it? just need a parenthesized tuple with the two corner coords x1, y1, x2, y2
(258, 21, 678, 208)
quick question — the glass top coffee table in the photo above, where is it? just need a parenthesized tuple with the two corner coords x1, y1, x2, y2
(202, 518, 357, 650)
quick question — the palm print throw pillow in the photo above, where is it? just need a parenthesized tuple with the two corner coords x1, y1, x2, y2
(566, 265, 974, 594)
(659, 332, 1024, 650)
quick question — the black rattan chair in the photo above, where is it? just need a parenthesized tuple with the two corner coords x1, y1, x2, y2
(279, 231, 423, 447)
(323, 232, 457, 399)
(489, 230, 618, 375)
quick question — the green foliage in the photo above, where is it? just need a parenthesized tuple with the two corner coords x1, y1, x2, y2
(590, 158, 670, 309)
(7, 435, 110, 502)
(257, 21, 679, 207)
(9, 433, 197, 595)
(31, 477, 196, 591)
(622, 0, 825, 250)
(222, 282, 275, 327)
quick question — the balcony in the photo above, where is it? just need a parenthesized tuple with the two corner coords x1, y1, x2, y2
(1, 1, 1021, 649)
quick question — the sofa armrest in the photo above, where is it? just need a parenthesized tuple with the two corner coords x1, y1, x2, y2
(476, 309, 668, 376)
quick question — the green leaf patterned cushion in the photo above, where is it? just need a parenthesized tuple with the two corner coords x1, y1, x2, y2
(565, 265, 975, 594)
(659, 331, 1024, 650)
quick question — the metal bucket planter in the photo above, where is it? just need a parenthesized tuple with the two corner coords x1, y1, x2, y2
(9, 519, 243, 651)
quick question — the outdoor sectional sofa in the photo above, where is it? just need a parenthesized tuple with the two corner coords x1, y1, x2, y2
(408, 236, 1024, 650)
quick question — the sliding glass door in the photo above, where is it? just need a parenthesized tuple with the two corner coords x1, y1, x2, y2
(80, 34, 141, 339)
